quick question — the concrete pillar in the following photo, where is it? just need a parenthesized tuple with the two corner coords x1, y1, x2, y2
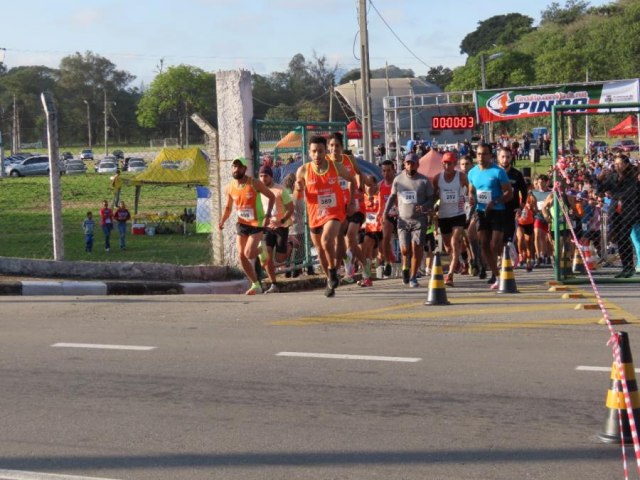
(215, 70, 254, 267)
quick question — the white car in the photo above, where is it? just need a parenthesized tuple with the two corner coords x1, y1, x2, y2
(126, 158, 147, 172)
(97, 160, 118, 174)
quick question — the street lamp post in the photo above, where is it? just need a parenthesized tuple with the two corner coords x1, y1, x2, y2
(83, 100, 91, 148)
(480, 52, 503, 143)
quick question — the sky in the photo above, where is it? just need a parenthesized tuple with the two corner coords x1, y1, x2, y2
(1, 0, 614, 86)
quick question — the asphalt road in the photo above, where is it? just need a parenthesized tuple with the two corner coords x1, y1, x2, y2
(1, 272, 638, 480)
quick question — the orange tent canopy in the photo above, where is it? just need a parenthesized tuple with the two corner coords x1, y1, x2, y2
(346, 119, 381, 140)
(608, 115, 638, 137)
(417, 149, 444, 181)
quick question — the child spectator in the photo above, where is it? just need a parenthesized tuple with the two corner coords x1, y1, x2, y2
(82, 211, 95, 253)
(114, 200, 131, 250)
(99, 199, 114, 252)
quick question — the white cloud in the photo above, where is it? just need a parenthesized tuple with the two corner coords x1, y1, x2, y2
(70, 8, 104, 27)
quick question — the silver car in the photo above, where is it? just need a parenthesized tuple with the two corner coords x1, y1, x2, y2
(126, 158, 147, 172)
(4, 155, 64, 177)
(65, 159, 87, 175)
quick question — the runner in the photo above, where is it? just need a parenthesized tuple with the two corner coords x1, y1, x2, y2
(327, 132, 372, 284)
(258, 165, 294, 294)
(497, 147, 528, 263)
(459, 154, 480, 276)
(219, 157, 275, 295)
(294, 135, 357, 297)
(467, 143, 513, 289)
(531, 174, 553, 266)
(433, 151, 468, 287)
(382, 153, 435, 288)
(360, 175, 381, 287)
(377, 160, 398, 277)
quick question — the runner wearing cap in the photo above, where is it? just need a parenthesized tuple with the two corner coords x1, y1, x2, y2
(467, 143, 514, 289)
(258, 165, 294, 294)
(295, 135, 357, 297)
(433, 151, 468, 287)
(219, 157, 276, 295)
(382, 152, 435, 288)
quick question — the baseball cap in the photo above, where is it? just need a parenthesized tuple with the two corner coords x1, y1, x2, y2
(404, 153, 418, 163)
(259, 165, 273, 177)
(232, 157, 248, 167)
(442, 152, 458, 164)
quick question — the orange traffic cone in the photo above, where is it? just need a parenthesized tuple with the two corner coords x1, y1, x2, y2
(425, 252, 450, 306)
(585, 242, 597, 271)
(497, 244, 519, 294)
(572, 245, 586, 274)
(598, 332, 640, 444)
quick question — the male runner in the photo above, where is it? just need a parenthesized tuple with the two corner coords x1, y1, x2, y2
(377, 160, 398, 277)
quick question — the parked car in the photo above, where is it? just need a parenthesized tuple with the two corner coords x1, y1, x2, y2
(60, 151, 74, 160)
(126, 157, 146, 172)
(94, 155, 117, 172)
(80, 149, 94, 160)
(65, 159, 87, 175)
(4, 155, 65, 177)
(112, 149, 125, 160)
(96, 160, 118, 174)
(611, 139, 639, 152)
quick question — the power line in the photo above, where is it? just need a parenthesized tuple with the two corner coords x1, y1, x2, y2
(367, 0, 432, 71)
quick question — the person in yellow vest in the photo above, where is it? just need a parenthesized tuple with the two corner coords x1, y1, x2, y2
(219, 157, 275, 295)
(258, 165, 294, 294)
(110, 169, 123, 207)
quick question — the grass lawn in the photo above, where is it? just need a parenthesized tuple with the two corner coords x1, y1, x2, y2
(0, 170, 212, 265)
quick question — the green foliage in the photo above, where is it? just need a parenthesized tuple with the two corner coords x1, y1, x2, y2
(136, 65, 216, 147)
(423, 66, 454, 89)
(541, 0, 590, 25)
(460, 13, 534, 56)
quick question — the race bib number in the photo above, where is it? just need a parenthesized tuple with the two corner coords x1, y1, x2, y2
(105, 218, 112, 224)
(339, 178, 349, 190)
(318, 193, 337, 208)
(537, 200, 545, 211)
(238, 208, 255, 221)
(477, 190, 492, 205)
(366, 213, 377, 224)
(400, 190, 417, 204)
(442, 189, 458, 204)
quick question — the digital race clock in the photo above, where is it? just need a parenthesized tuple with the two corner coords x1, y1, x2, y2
(431, 115, 476, 130)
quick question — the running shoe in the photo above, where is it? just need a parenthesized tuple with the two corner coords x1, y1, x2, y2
(358, 277, 373, 287)
(402, 268, 411, 285)
(341, 275, 356, 284)
(264, 284, 279, 294)
(384, 263, 392, 277)
(444, 274, 454, 287)
(490, 280, 499, 290)
(460, 263, 469, 275)
(487, 275, 496, 285)
(409, 278, 419, 288)
(479, 267, 487, 279)
(324, 280, 336, 297)
(329, 270, 339, 289)
(424, 268, 431, 278)
(469, 263, 479, 277)
(526, 261, 533, 272)
(245, 285, 263, 295)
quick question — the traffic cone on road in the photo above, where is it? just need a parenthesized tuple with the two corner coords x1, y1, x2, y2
(598, 331, 640, 444)
(572, 245, 586, 274)
(497, 244, 519, 294)
(425, 252, 450, 306)
(585, 242, 597, 271)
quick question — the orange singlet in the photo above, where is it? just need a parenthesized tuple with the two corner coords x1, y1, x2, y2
(305, 161, 346, 229)
(364, 193, 381, 233)
(227, 177, 265, 227)
(331, 153, 365, 214)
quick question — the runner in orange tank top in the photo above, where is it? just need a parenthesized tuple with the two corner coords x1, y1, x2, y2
(295, 135, 356, 297)
(377, 159, 398, 277)
(328, 132, 374, 285)
(219, 157, 275, 295)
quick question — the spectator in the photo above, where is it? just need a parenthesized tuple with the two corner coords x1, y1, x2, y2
(114, 200, 131, 250)
(99, 200, 114, 252)
(110, 169, 123, 207)
(82, 211, 95, 253)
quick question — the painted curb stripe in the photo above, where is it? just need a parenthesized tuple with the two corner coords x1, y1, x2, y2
(51, 343, 156, 351)
(276, 352, 421, 362)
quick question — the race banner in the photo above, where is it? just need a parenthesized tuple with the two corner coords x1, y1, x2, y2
(476, 79, 640, 123)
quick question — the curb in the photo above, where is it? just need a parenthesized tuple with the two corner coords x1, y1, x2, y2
(0, 279, 251, 296)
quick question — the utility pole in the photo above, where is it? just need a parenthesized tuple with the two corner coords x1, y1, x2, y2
(103, 89, 108, 156)
(84, 100, 92, 148)
(358, 0, 373, 162)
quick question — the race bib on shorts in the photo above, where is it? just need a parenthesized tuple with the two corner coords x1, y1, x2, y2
(318, 193, 337, 208)
(477, 190, 492, 205)
(442, 189, 458, 204)
(238, 208, 255, 221)
(400, 190, 417, 204)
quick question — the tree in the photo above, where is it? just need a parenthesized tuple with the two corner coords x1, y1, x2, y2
(423, 66, 454, 90)
(459, 13, 534, 56)
(541, 0, 590, 25)
(338, 65, 414, 84)
(137, 65, 216, 147)
(57, 51, 137, 146)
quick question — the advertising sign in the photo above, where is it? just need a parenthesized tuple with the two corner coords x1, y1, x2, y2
(475, 79, 640, 123)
